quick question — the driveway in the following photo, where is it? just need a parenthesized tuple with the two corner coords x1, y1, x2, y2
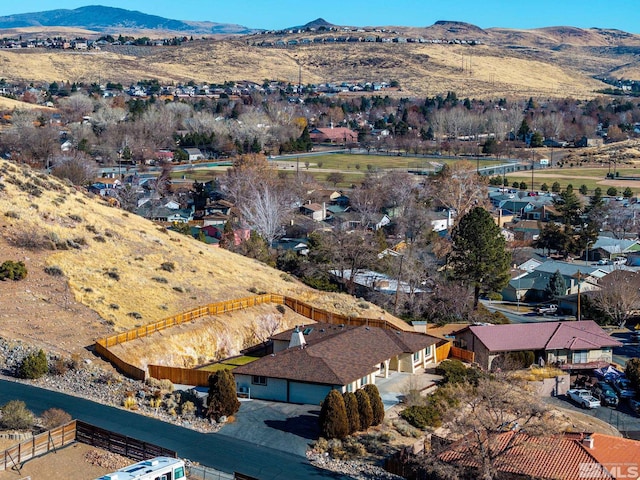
(217, 400, 320, 457)
(375, 369, 441, 409)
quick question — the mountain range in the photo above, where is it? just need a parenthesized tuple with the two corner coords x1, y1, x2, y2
(0, 5, 254, 35)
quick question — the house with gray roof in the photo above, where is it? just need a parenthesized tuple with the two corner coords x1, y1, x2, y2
(591, 237, 640, 261)
(233, 323, 439, 404)
(454, 321, 621, 371)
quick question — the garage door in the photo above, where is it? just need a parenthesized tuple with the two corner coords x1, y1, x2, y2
(288, 382, 332, 405)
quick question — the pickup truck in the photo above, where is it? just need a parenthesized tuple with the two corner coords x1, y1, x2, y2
(536, 304, 558, 315)
(567, 389, 601, 409)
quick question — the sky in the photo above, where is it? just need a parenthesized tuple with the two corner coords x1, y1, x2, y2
(0, 0, 639, 33)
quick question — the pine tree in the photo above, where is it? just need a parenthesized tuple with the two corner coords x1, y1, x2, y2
(206, 369, 240, 422)
(545, 269, 567, 300)
(355, 389, 373, 430)
(450, 207, 511, 309)
(342, 392, 360, 434)
(319, 390, 349, 439)
(363, 384, 385, 426)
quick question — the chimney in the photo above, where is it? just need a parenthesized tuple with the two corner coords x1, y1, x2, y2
(582, 436, 594, 449)
(322, 202, 326, 220)
(289, 326, 306, 349)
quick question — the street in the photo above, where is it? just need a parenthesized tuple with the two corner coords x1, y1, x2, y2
(0, 380, 348, 479)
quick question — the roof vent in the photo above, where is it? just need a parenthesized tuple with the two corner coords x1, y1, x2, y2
(289, 326, 307, 349)
(582, 436, 594, 449)
(365, 327, 370, 330)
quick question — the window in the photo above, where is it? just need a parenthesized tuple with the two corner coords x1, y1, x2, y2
(174, 467, 185, 479)
(413, 351, 421, 362)
(252, 375, 267, 386)
(573, 351, 587, 363)
(425, 345, 432, 357)
(361, 375, 368, 386)
(346, 383, 353, 393)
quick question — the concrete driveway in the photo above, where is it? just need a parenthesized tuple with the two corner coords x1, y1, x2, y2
(217, 399, 321, 457)
(375, 369, 441, 409)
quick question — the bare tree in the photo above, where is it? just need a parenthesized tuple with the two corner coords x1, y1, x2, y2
(251, 313, 283, 345)
(58, 94, 94, 123)
(238, 181, 291, 246)
(590, 270, 640, 328)
(50, 153, 97, 185)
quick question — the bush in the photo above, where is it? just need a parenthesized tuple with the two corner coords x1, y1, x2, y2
(0, 260, 27, 281)
(44, 265, 64, 276)
(276, 304, 286, 315)
(206, 369, 240, 422)
(400, 404, 442, 429)
(355, 389, 373, 430)
(40, 408, 72, 429)
(319, 390, 349, 439)
(363, 384, 385, 426)
(0, 400, 34, 430)
(343, 392, 360, 434)
(160, 262, 176, 272)
(19, 349, 48, 379)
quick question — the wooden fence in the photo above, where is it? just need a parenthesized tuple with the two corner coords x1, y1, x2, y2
(94, 293, 413, 381)
(1, 421, 76, 472)
(435, 341, 452, 362)
(75, 420, 177, 461)
(450, 346, 475, 363)
(148, 365, 212, 387)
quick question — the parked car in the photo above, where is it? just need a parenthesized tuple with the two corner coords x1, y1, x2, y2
(592, 383, 619, 407)
(628, 398, 640, 415)
(612, 378, 636, 399)
(536, 304, 557, 315)
(567, 389, 601, 409)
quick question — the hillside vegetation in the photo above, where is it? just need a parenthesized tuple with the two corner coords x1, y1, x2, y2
(1, 23, 639, 99)
(0, 159, 396, 355)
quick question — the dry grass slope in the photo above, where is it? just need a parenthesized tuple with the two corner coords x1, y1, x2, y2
(0, 159, 397, 355)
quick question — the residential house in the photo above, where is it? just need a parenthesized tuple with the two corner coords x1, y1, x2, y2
(309, 127, 358, 144)
(454, 320, 621, 371)
(590, 237, 640, 262)
(182, 148, 205, 162)
(233, 323, 439, 404)
(436, 431, 635, 480)
(329, 269, 427, 297)
(502, 260, 604, 302)
(299, 202, 326, 221)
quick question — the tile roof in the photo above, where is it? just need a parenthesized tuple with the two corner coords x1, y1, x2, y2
(234, 324, 439, 385)
(465, 321, 621, 353)
(438, 431, 612, 480)
(587, 433, 640, 473)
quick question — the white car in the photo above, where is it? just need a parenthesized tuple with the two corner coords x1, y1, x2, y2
(567, 389, 601, 409)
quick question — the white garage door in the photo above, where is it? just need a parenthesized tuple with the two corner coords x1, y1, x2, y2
(288, 382, 333, 405)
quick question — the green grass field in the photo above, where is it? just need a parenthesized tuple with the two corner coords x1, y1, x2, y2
(197, 355, 259, 372)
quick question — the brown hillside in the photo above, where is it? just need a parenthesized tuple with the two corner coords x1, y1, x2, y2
(0, 160, 398, 356)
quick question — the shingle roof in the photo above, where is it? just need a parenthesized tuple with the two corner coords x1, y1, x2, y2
(438, 431, 612, 480)
(234, 325, 439, 385)
(465, 321, 621, 353)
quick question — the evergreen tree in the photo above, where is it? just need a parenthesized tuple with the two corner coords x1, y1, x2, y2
(545, 269, 567, 299)
(363, 384, 385, 426)
(551, 181, 561, 193)
(206, 369, 240, 422)
(319, 390, 349, 439)
(450, 207, 511, 309)
(342, 392, 360, 434)
(355, 389, 373, 430)
(555, 185, 582, 225)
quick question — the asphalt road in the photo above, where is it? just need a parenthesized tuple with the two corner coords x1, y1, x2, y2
(0, 380, 348, 480)
(545, 395, 640, 440)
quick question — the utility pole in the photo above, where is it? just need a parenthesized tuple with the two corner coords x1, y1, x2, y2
(394, 254, 404, 314)
(576, 270, 582, 321)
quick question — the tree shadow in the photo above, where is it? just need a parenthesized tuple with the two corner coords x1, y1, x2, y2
(264, 413, 320, 440)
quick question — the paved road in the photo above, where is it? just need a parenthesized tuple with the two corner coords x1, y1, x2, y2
(0, 380, 348, 480)
(545, 395, 640, 440)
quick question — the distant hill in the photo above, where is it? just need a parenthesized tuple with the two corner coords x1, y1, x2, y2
(0, 5, 253, 35)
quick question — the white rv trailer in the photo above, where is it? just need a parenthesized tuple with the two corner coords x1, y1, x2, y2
(95, 456, 186, 480)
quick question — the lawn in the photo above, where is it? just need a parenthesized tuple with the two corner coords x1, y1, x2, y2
(197, 355, 260, 372)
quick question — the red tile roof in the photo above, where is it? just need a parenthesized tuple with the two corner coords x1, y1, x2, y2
(438, 431, 612, 480)
(234, 325, 439, 385)
(587, 433, 640, 476)
(465, 321, 621, 353)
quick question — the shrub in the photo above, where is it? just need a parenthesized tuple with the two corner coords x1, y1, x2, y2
(436, 359, 482, 385)
(123, 396, 137, 410)
(0, 400, 34, 430)
(160, 262, 176, 272)
(276, 304, 286, 314)
(40, 408, 72, 429)
(0, 260, 27, 281)
(343, 392, 360, 434)
(181, 401, 196, 416)
(104, 269, 120, 281)
(355, 389, 373, 430)
(151, 276, 169, 284)
(68, 214, 83, 222)
(44, 265, 64, 276)
(19, 349, 48, 379)
(400, 404, 442, 429)
(363, 384, 385, 426)
(319, 390, 349, 439)
(206, 369, 240, 422)
(4, 211, 20, 219)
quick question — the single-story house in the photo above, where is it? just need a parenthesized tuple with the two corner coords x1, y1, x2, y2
(233, 323, 440, 404)
(437, 431, 638, 480)
(330, 269, 427, 297)
(300, 202, 326, 221)
(183, 148, 205, 162)
(309, 127, 358, 144)
(454, 320, 621, 371)
(590, 237, 640, 262)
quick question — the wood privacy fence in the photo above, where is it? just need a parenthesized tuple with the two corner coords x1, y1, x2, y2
(94, 293, 413, 380)
(148, 365, 212, 387)
(0, 421, 177, 473)
(450, 346, 475, 363)
(1, 421, 76, 472)
(435, 342, 452, 362)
